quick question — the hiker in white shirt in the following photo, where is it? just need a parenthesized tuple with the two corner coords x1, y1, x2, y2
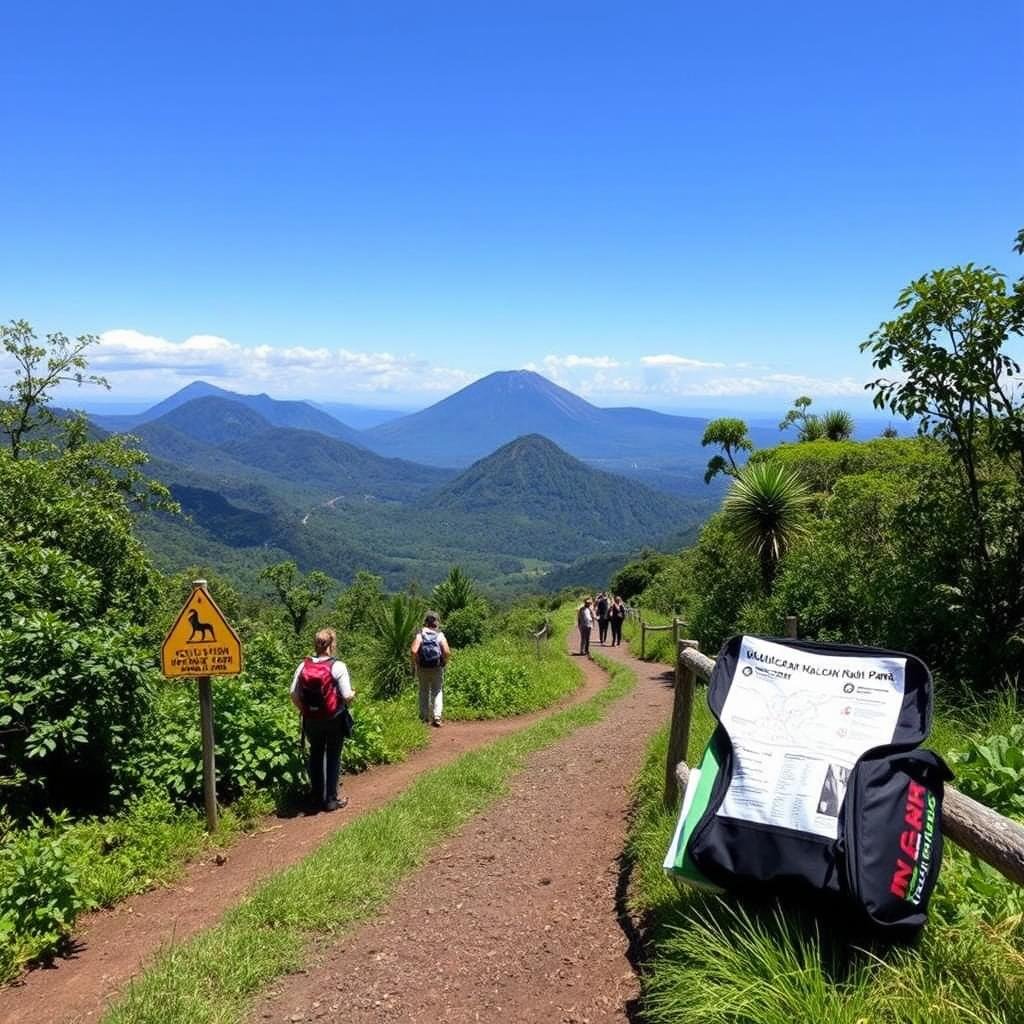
(411, 611, 451, 727)
(577, 598, 594, 656)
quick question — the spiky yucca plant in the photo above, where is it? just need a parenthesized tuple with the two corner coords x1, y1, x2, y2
(821, 409, 855, 441)
(369, 593, 424, 697)
(722, 462, 812, 590)
(432, 565, 478, 617)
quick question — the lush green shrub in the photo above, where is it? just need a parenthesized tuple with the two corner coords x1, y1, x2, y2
(610, 551, 670, 601)
(442, 602, 491, 648)
(443, 626, 579, 720)
(0, 813, 84, 981)
(0, 442, 162, 816)
(0, 541, 157, 815)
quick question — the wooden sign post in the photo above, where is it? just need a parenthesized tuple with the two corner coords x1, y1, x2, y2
(160, 579, 243, 832)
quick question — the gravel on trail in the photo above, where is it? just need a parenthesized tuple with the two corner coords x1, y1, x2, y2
(249, 641, 676, 1024)
(0, 653, 612, 1024)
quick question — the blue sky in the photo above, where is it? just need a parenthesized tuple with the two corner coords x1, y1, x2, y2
(2, 1, 1021, 412)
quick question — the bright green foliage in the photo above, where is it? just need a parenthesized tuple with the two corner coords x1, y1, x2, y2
(442, 603, 490, 648)
(0, 319, 108, 459)
(701, 417, 753, 483)
(260, 561, 332, 637)
(754, 437, 939, 492)
(950, 722, 1024, 820)
(432, 565, 478, 617)
(0, 814, 84, 979)
(821, 409, 854, 441)
(862, 252, 1024, 681)
(334, 571, 387, 635)
(779, 395, 824, 442)
(120, 631, 392, 803)
(369, 593, 424, 697)
(610, 550, 670, 601)
(722, 462, 812, 589)
(0, 449, 162, 815)
(442, 631, 579, 719)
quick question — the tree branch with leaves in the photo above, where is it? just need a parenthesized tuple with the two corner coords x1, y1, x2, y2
(701, 417, 753, 483)
(1, 320, 109, 459)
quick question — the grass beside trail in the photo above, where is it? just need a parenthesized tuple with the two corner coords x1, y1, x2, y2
(622, 610, 677, 665)
(103, 610, 635, 1024)
(440, 619, 582, 720)
(626, 727, 1024, 1024)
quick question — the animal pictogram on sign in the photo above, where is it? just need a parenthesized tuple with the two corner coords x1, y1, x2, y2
(161, 583, 242, 678)
(187, 609, 216, 643)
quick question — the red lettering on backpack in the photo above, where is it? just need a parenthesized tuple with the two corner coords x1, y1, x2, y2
(889, 858, 914, 898)
(905, 802, 924, 831)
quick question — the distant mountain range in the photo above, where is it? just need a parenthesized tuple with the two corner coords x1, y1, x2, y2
(74, 370, 767, 590)
(90, 370, 783, 497)
(91, 380, 367, 446)
(361, 369, 780, 492)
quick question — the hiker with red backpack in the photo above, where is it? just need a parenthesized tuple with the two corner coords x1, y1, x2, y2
(290, 627, 355, 812)
(411, 611, 451, 728)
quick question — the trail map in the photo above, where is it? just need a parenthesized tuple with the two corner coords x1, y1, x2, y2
(716, 636, 906, 839)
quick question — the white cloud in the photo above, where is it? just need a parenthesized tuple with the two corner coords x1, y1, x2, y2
(542, 354, 621, 370)
(648, 372, 865, 398)
(91, 329, 473, 396)
(640, 354, 725, 369)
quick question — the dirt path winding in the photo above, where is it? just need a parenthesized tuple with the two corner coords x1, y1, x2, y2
(248, 640, 675, 1024)
(0, 652, 610, 1024)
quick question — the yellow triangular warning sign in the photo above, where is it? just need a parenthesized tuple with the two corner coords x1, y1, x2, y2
(161, 586, 242, 678)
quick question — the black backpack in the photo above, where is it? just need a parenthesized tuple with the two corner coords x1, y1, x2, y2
(685, 634, 951, 934)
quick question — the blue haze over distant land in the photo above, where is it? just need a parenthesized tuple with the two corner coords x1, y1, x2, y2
(1, 1, 1020, 415)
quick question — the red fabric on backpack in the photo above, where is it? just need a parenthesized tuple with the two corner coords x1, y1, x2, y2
(298, 657, 341, 720)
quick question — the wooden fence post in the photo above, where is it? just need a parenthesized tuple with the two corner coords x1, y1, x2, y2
(664, 639, 699, 808)
(785, 615, 799, 639)
(641, 621, 647, 660)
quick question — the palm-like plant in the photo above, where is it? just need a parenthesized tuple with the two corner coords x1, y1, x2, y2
(369, 593, 424, 697)
(722, 462, 812, 590)
(432, 566, 477, 617)
(821, 409, 855, 441)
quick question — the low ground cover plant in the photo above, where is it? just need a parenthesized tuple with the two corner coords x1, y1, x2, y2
(442, 625, 577, 720)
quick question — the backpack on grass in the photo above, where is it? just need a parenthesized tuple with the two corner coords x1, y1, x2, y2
(417, 629, 443, 668)
(677, 634, 951, 935)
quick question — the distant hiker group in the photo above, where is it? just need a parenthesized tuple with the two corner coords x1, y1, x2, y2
(577, 592, 626, 656)
(291, 612, 451, 812)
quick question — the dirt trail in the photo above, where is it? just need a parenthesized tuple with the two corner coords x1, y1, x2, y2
(249, 639, 675, 1024)
(0, 651, 610, 1024)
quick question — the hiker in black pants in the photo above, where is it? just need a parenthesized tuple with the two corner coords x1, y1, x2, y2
(608, 594, 626, 646)
(596, 592, 610, 644)
(291, 627, 355, 812)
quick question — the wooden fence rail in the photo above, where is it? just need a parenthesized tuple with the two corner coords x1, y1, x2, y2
(666, 643, 1024, 888)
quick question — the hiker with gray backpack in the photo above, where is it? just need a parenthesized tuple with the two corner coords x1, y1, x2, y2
(411, 611, 451, 728)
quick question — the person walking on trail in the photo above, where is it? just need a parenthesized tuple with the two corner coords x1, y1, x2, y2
(596, 592, 610, 645)
(291, 627, 355, 813)
(577, 598, 594, 656)
(608, 594, 626, 647)
(412, 611, 450, 728)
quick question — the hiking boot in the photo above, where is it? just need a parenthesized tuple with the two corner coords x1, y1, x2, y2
(432, 718, 442, 728)
(323, 796, 348, 812)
